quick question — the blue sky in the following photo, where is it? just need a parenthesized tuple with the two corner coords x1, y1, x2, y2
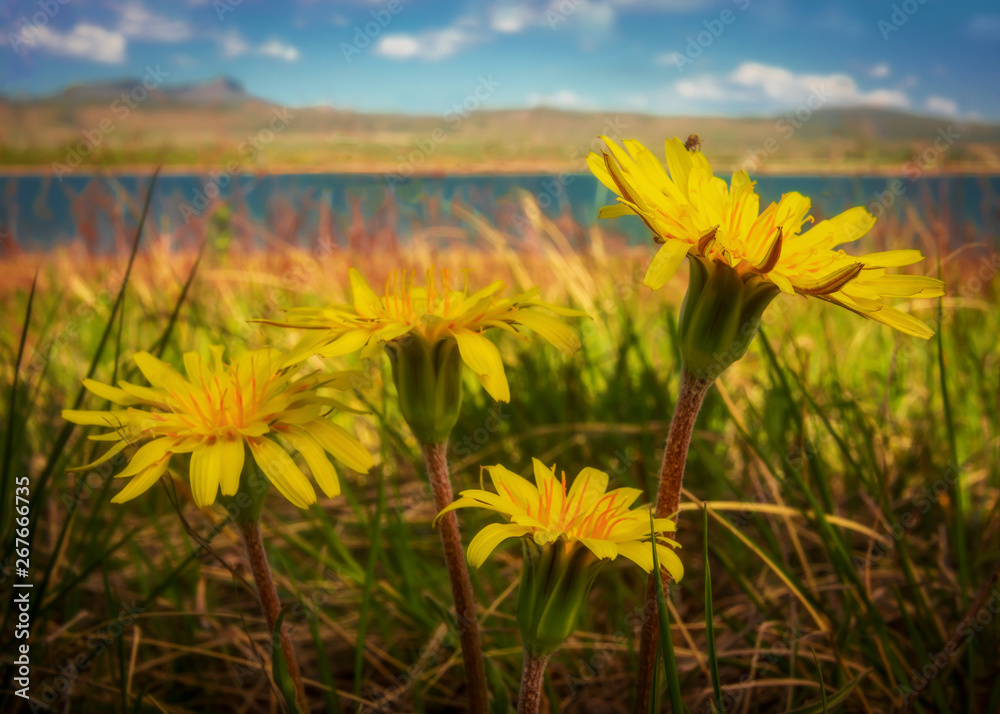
(1, 0, 997, 120)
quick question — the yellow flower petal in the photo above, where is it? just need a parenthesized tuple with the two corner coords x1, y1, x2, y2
(117, 380, 166, 404)
(860, 250, 925, 268)
(314, 329, 374, 359)
(182, 352, 208, 386)
(565, 467, 609, 513)
(283, 428, 341, 498)
(114, 438, 174, 480)
(486, 464, 539, 512)
(190, 439, 227, 507)
(579, 537, 618, 560)
(301, 419, 374, 473)
(451, 328, 510, 402)
(795, 206, 875, 250)
(111, 456, 170, 504)
(349, 267, 383, 318)
(82, 379, 142, 406)
(597, 203, 634, 219)
(511, 310, 582, 354)
(132, 351, 191, 393)
(644, 239, 692, 290)
(216, 437, 245, 497)
(62, 409, 133, 428)
(66, 439, 130, 472)
(248, 437, 316, 509)
(466, 523, 533, 568)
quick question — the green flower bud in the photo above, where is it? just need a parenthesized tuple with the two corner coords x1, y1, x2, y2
(517, 539, 606, 656)
(386, 333, 464, 444)
(679, 256, 780, 380)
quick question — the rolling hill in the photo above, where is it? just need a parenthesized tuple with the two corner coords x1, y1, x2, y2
(2, 77, 998, 174)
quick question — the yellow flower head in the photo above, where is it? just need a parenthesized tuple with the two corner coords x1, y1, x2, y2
(437, 458, 684, 580)
(62, 347, 375, 508)
(265, 266, 584, 402)
(588, 136, 944, 339)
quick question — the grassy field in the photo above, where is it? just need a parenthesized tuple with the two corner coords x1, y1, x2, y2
(0, 183, 998, 713)
(3, 97, 1000, 175)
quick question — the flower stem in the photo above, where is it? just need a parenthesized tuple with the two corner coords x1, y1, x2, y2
(422, 441, 489, 714)
(517, 649, 551, 714)
(633, 369, 712, 714)
(238, 519, 309, 713)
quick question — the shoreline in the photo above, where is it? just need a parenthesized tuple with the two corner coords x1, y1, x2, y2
(2, 163, 999, 178)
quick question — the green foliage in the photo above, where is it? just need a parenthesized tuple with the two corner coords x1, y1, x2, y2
(0, 190, 996, 712)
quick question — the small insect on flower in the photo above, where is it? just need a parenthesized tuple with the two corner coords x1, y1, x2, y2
(588, 136, 945, 340)
(62, 347, 375, 507)
(437, 458, 683, 577)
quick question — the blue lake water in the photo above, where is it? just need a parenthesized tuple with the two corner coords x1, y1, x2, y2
(1, 172, 998, 253)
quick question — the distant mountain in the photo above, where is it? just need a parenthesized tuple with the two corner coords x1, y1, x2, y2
(1, 78, 997, 173)
(49, 76, 254, 105)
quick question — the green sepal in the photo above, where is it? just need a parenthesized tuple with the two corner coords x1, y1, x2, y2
(386, 332, 463, 444)
(678, 257, 780, 380)
(517, 539, 605, 656)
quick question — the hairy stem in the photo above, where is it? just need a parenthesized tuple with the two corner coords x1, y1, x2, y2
(517, 649, 552, 714)
(633, 370, 712, 714)
(422, 441, 489, 714)
(239, 519, 309, 712)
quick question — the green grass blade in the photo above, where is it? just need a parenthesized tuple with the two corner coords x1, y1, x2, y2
(308, 611, 345, 714)
(703, 506, 722, 712)
(784, 668, 869, 714)
(0, 270, 36, 538)
(270, 609, 303, 714)
(26, 167, 160, 538)
(354, 471, 386, 698)
(152, 239, 208, 359)
(650, 511, 684, 713)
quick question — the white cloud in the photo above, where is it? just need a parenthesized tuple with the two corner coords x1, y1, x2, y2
(968, 14, 1000, 39)
(868, 62, 890, 78)
(526, 89, 590, 109)
(675, 78, 726, 100)
(925, 96, 959, 117)
(259, 39, 300, 61)
(218, 29, 249, 57)
(214, 30, 298, 61)
(491, 3, 535, 32)
(375, 28, 475, 60)
(19, 23, 126, 64)
(117, 2, 192, 42)
(679, 61, 912, 110)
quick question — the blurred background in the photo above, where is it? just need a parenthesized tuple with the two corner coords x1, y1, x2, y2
(1, 2, 999, 713)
